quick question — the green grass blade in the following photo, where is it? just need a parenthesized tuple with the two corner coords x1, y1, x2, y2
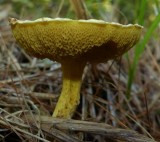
(137, 0, 147, 25)
(127, 12, 160, 98)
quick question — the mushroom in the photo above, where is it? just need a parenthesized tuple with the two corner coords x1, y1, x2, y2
(9, 18, 143, 119)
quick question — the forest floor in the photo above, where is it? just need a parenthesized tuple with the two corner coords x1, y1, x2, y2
(0, 2, 160, 142)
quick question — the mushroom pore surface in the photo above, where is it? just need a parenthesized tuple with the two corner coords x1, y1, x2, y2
(9, 18, 143, 63)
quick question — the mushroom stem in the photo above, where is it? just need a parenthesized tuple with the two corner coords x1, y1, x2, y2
(52, 61, 85, 118)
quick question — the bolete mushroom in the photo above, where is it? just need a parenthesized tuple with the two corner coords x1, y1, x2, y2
(9, 18, 143, 119)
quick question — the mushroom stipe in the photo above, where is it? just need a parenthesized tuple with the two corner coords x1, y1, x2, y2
(9, 17, 143, 119)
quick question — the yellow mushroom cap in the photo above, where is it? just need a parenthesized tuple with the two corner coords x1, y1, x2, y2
(9, 18, 143, 63)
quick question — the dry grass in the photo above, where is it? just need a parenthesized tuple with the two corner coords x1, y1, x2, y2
(0, 1, 160, 142)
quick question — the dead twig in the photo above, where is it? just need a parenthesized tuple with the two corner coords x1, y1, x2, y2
(26, 115, 155, 142)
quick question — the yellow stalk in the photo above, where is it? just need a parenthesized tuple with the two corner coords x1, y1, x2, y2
(52, 61, 85, 118)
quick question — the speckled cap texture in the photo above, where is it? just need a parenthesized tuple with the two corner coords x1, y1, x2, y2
(9, 18, 143, 63)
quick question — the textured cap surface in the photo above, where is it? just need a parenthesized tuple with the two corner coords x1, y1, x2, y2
(9, 18, 143, 63)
